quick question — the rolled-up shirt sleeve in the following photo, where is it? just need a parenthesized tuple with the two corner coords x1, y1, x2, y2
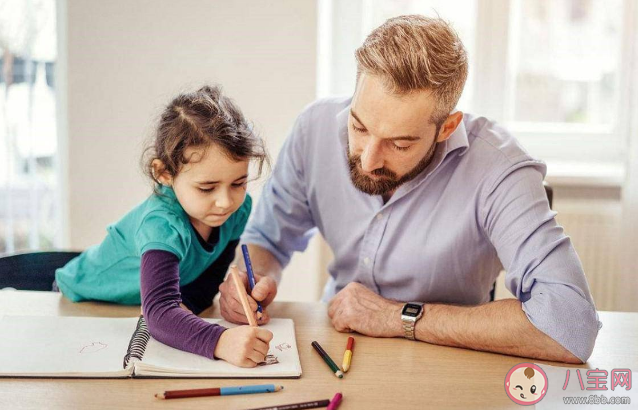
(481, 161, 602, 362)
(241, 111, 317, 268)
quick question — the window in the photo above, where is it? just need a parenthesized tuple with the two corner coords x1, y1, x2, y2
(0, 0, 60, 254)
(319, 0, 632, 175)
(509, 0, 621, 126)
(502, 0, 625, 166)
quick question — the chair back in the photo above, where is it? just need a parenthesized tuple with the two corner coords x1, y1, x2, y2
(0, 251, 81, 291)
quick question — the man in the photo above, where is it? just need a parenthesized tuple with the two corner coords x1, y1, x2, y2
(219, 15, 600, 363)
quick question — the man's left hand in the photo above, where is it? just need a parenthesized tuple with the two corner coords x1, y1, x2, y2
(328, 282, 404, 338)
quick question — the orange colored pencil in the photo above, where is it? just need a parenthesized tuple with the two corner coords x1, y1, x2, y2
(230, 265, 257, 327)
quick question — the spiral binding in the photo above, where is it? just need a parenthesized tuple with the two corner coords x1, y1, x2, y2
(123, 316, 150, 369)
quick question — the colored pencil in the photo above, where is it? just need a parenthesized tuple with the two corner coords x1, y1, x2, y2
(230, 265, 258, 327)
(311, 341, 343, 378)
(327, 393, 343, 410)
(242, 244, 263, 320)
(342, 337, 354, 372)
(155, 384, 283, 400)
(245, 399, 331, 410)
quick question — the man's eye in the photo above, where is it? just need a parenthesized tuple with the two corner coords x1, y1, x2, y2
(531, 385, 536, 394)
(392, 143, 411, 151)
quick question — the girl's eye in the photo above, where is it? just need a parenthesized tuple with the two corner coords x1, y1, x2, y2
(232, 182, 247, 188)
(198, 187, 214, 192)
(351, 123, 366, 133)
(530, 385, 536, 394)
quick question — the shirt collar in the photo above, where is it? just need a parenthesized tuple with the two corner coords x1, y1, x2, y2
(156, 184, 184, 210)
(336, 101, 351, 150)
(444, 116, 469, 157)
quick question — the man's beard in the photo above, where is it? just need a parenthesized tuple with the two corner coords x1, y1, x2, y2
(347, 138, 439, 196)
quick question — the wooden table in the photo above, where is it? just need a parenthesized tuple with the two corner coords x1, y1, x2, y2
(0, 291, 636, 409)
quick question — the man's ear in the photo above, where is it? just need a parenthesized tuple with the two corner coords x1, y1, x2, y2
(151, 159, 172, 186)
(436, 111, 463, 143)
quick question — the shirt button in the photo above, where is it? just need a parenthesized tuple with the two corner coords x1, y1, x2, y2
(376, 213, 383, 221)
(363, 257, 370, 265)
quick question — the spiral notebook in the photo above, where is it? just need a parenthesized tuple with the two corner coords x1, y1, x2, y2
(0, 315, 302, 379)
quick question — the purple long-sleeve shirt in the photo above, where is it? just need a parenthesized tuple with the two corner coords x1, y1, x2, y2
(140, 249, 228, 359)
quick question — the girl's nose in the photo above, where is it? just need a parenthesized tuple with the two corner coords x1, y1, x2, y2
(215, 188, 233, 209)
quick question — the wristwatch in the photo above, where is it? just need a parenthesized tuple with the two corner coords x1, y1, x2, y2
(401, 302, 424, 340)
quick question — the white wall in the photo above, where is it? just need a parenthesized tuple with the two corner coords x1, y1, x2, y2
(60, 0, 325, 301)
(619, 0, 638, 312)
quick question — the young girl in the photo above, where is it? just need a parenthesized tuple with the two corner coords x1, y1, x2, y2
(55, 85, 272, 368)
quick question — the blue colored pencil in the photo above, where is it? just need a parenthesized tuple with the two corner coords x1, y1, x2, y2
(242, 244, 263, 319)
(156, 383, 283, 399)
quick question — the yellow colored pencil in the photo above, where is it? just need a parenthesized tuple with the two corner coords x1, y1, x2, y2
(342, 336, 354, 372)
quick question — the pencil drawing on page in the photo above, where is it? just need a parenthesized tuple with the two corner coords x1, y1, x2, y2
(275, 342, 291, 352)
(79, 342, 108, 354)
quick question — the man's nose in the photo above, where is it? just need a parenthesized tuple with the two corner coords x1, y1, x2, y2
(360, 140, 384, 172)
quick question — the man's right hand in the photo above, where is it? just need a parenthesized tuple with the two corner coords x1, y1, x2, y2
(219, 268, 278, 325)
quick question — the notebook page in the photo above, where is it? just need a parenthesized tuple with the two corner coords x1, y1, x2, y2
(0, 316, 136, 377)
(136, 318, 302, 378)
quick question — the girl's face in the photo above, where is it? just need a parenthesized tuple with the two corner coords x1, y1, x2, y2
(161, 145, 249, 237)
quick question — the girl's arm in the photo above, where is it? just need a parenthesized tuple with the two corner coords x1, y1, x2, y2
(140, 249, 226, 358)
(180, 239, 239, 315)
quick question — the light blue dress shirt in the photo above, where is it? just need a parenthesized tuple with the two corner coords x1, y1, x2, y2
(242, 97, 601, 362)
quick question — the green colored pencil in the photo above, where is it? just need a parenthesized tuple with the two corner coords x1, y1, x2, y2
(311, 341, 343, 378)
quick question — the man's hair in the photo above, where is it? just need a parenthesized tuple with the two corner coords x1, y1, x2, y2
(355, 15, 468, 126)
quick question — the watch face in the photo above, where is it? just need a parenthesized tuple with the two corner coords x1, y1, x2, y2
(402, 303, 422, 317)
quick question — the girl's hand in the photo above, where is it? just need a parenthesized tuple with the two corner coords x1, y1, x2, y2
(213, 326, 274, 367)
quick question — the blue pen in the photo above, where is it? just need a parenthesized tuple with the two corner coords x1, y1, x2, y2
(242, 244, 263, 320)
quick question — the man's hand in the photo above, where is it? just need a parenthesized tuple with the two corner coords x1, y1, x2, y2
(328, 282, 404, 338)
(219, 269, 277, 325)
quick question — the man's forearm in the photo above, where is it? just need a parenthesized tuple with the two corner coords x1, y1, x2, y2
(234, 244, 283, 284)
(415, 299, 582, 363)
